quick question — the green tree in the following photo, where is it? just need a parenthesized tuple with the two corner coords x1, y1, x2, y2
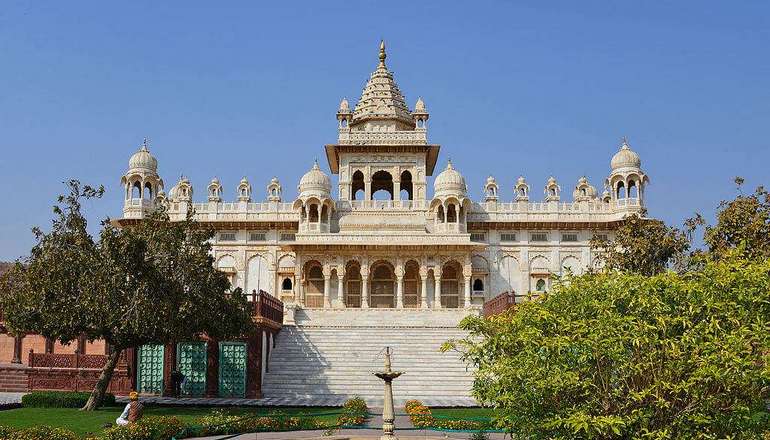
(704, 179, 770, 260)
(0, 181, 254, 410)
(449, 255, 770, 439)
(590, 212, 690, 275)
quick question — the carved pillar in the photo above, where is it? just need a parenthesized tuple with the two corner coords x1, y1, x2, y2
(395, 265, 404, 309)
(294, 273, 301, 304)
(464, 276, 472, 308)
(360, 266, 370, 309)
(464, 264, 473, 308)
(12, 336, 22, 364)
(205, 338, 219, 397)
(434, 273, 442, 309)
(394, 180, 401, 201)
(322, 266, 331, 308)
(337, 273, 345, 308)
(419, 267, 429, 309)
(365, 180, 372, 201)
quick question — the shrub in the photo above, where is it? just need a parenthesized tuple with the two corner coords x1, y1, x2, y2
(100, 416, 186, 440)
(451, 256, 770, 438)
(21, 391, 115, 408)
(338, 396, 368, 427)
(0, 425, 79, 440)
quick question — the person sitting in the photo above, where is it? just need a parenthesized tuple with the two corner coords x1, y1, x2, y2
(115, 391, 143, 426)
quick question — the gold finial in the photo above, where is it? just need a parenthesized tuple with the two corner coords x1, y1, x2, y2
(379, 40, 386, 65)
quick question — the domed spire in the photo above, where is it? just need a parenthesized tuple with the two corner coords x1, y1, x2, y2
(128, 138, 158, 172)
(351, 41, 413, 128)
(379, 40, 386, 66)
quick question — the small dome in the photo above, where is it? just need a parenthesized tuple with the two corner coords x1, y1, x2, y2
(547, 176, 558, 185)
(299, 161, 331, 196)
(414, 97, 427, 114)
(516, 176, 527, 185)
(434, 160, 466, 197)
(128, 142, 157, 172)
(239, 176, 249, 185)
(578, 176, 588, 185)
(611, 140, 641, 170)
(270, 177, 279, 184)
(486, 175, 496, 185)
(210, 177, 220, 185)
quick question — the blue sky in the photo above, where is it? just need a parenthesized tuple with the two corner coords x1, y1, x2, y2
(1, 1, 768, 260)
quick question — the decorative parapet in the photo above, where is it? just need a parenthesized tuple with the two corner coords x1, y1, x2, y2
(337, 130, 427, 145)
(468, 199, 643, 223)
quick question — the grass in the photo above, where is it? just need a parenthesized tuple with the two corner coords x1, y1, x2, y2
(0, 405, 343, 437)
(430, 407, 495, 420)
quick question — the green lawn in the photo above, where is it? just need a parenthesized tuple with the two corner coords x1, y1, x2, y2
(0, 406, 343, 437)
(430, 407, 495, 420)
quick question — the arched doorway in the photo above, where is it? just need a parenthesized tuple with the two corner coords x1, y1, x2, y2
(370, 261, 395, 308)
(352, 170, 365, 201)
(441, 262, 462, 308)
(345, 262, 362, 308)
(304, 262, 324, 308)
(403, 260, 420, 308)
(400, 170, 413, 201)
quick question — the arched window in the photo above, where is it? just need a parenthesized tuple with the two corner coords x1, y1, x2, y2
(437, 205, 445, 222)
(321, 205, 328, 223)
(309, 204, 319, 222)
(581, 188, 587, 196)
(144, 182, 153, 199)
(371, 170, 394, 200)
(131, 181, 142, 199)
(281, 278, 293, 291)
(473, 278, 484, 292)
(447, 204, 457, 223)
(535, 279, 546, 292)
(400, 170, 413, 201)
(351, 170, 365, 201)
(519, 188, 526, 197)
(550, 188, 556, 196)
(629, 180, 639, 198)
(616, 181, 626, 199)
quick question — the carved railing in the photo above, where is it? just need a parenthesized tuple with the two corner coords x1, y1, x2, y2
(250, 290, 284, 327)
(28, 351, 127, 369)
(483, 291, 516, 318)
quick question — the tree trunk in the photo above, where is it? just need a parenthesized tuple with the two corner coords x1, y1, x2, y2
(81, 348, 122, 411)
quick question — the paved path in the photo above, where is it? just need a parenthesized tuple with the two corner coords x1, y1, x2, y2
(115, 396, 477, 407)
(0, 392, 24, 405)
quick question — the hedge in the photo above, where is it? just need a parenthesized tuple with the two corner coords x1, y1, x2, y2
(21, 391, 116, 408)
(0, 425, 78, 440)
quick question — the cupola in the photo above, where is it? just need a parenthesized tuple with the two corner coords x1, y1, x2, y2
(545, 176, 561, 202)
(484, 175, 499, 202)
(298, 161, 331, 199)
(573, 176, 597, 201)
(208, 177, 222, 202)
(237, 177, 252, 202)
(267, 177, 282, 202)
(433, 160, 467, 198)
(515, 176, 530, 201)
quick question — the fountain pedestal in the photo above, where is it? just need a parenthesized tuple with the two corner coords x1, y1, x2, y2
(374, 347, 403, 440)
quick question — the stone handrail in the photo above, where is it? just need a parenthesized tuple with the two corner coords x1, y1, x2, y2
(482, 291, 516, 318)
(251, 290, 284, 327)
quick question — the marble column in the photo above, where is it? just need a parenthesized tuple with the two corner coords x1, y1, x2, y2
(361, 268, 370, 309)
(434, 274, 442, 309)
(393, 180, 401, 201)
(396, 274, 404, 309)
(323, 273, 331, 308)
(420, 276, 428, 309)
(365, 180, 372, 201)
(337, 274, 345, 308)
(464, 276, 472, 308)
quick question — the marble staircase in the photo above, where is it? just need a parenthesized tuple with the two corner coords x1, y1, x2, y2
(261, 309, 479, 406)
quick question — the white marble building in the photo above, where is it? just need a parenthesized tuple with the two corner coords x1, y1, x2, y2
(117, 42, 648, 311)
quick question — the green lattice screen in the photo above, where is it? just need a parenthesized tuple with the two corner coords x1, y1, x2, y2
(177, 342, 207, 397)
(218, 342, 247, 397)
(137, 344, 164, 394)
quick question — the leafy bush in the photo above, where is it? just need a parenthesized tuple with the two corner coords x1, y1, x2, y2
(451, 255, 770, 439)
(0, 425, 78, 440)
(21, 391, 115, 408)
(338, 396, 368, 427)
(99, 416, 186, 440)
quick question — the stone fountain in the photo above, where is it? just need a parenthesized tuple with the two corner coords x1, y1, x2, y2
(374, 347, 403, 440)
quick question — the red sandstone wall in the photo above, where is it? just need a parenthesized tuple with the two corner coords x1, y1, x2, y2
(23, 336, 47, 365)
(0, 334, 15, 363)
